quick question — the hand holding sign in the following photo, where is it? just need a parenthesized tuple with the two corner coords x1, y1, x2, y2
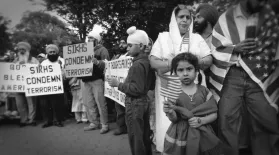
(108, 77, 120, 87)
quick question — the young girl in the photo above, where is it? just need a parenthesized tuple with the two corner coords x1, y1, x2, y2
(163, 52, 220, 155)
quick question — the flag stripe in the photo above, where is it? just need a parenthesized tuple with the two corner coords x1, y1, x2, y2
(210, 64, 227, 77)
(263, 68, 279, 89)
(209, 70, 225, 86)
(225, 7, 240, 44)
(213, 18, 224, 37)
(213, 58, 231, 69)
(270, 88, 279, 104)
(218, 11, 232, 44)
(266, 76, 279, 95)
(209, 76, 223, 91)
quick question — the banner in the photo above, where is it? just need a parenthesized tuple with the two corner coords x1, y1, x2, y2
(25, 64, 64, 96)
(0, 63, 27, 93)
(63, 42, 94, 77)
(104, 57, 133, 107)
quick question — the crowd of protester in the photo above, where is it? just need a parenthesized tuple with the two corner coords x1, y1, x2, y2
(1, 0, 279, 155)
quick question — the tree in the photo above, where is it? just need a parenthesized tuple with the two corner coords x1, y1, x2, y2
(39, 0, 237, 50)
(0, 15, 12, 56)
(41, 0, 106, 41)
(12, 11, 79, 57)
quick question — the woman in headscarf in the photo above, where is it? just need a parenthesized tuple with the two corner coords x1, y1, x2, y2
(149, 5, 213, 152)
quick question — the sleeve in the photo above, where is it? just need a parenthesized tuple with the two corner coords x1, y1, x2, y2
(97, 47, 110, 70)
(198, 36, 211, 58)
(100, 47, 110, 61)
(118, 63, 145, 97)
(150, 34, 162, 59)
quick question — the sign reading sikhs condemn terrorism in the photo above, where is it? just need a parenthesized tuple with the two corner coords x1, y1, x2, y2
(63, 42, 94, 77)
(24, 64, 64, 96)
(0, 63, 27, 93)
(104, 57, 133, 106)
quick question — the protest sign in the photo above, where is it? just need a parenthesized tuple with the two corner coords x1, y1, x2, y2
(63, 42, 94, 77)
(0, 63, 27, 93)
(104, 57, 133, 107)
(25, 64, 64, 96)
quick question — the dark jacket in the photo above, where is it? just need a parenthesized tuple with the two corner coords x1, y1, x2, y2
(81, 44, 110, 82)
(118, 55, 155, 98)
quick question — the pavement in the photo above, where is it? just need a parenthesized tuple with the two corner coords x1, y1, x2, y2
(0, 119, 160, 155)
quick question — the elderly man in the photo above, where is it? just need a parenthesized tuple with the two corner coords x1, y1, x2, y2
(41, 44, 65, 128)
(82, 29, 110, 134)
(13, 42, 39, 127)
(209, 0, 279, 155)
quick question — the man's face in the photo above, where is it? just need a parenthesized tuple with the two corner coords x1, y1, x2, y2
(17, 46, 29, 57)
(87, 36, 98, 46)
(119, 40, 127, 50)
(37, 56, 45, 63)
(194, 12, 208, 34)
(47, 49, 58, 56)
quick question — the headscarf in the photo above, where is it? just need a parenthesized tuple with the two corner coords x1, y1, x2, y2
(169, 6, 194, 54)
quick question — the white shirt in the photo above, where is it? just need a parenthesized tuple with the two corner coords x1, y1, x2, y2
(41, 57, 65, 68)
(231, 4, 259, 65)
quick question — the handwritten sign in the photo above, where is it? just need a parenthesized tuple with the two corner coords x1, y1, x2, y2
(104, 57, 133, 106)
(63, 42, 94, 77)
(25, 64, 64, 96)
(0, 63, 27, 93)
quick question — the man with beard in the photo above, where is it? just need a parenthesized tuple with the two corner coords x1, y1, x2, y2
(82, 29, 110, 134)
(40, 44, 65, 128)
(14, 42, 39, 127)
(209, 0, 279, 155)
(194, 3, 219, 49)
(111, 36, 128, 135)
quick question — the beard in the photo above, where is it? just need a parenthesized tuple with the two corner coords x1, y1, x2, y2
(47, 54, 59, 62)
(194, 20, 208, 34)
(119, 48, 127, 54)
(18, 51, 29, 63)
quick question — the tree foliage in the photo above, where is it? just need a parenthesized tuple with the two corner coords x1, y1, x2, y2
(0, 15, 12, 56)
(40, 0, 237, 51)
(12, 11, 79, 57)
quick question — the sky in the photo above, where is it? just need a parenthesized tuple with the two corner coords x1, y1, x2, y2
(0, 0, 107, 34)
(0, 0, 59, 29)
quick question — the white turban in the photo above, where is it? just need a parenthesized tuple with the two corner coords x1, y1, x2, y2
(127, 26, 149, 46)
(88, 25, 104, 42)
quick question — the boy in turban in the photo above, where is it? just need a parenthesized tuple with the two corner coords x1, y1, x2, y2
(108, 26, 155, 155)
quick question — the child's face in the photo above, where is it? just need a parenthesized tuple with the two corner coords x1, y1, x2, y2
(127, 43, 140, 57)
(176, 60, 197, 85)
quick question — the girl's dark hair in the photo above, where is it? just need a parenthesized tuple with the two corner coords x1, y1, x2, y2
(170, 52, 202, 84)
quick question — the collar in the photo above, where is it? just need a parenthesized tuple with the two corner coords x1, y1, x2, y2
(132, 54, 148, 62)
(235, 3, 246, 18)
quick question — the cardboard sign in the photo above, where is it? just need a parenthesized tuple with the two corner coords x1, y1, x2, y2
(104, 57, 133, 106)
(25, 64, 64, 96)
(63, 42, 94, 77)
(0, 63, 27, 93)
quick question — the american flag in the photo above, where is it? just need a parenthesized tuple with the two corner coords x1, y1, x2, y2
(159, 74, 182, 102)
(209, 4, 279, 110)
